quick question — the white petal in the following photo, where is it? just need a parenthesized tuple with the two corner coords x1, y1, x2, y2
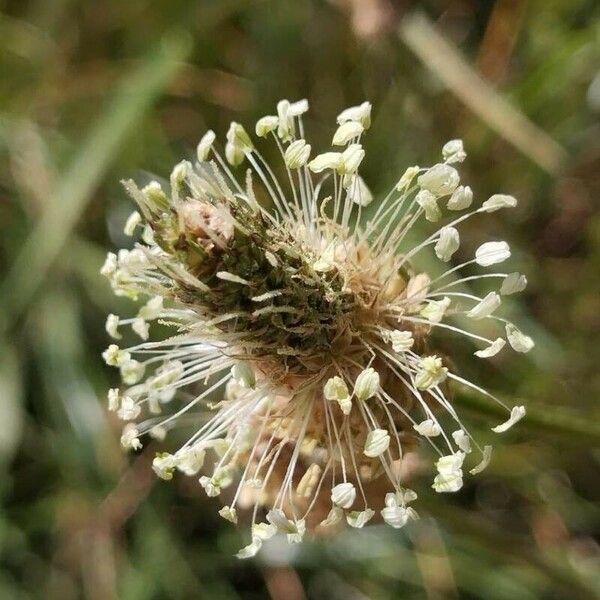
(296, 463, 322, 498)
(319, 506, 344, 528)
(266, 508, 296, 533)
(231, 361, 256, 388)
(492, 406, 526, 433)
(152, 453, 175, 480)
(363, 428, 391, 457)
(120, 424, 142, 450)
(324, 376, 349, 401)
(447, 185, 473, 210)
(354, 368, 380, 401)
(287, 519, 306, 544)
(505, 323, 535, 353)
(381, 505, 410, 529)
(225, 142, 244, 166)
(475, 241, 511, 267)
(175, 445, 206, 476)
(252, 522, 277, 540)
(235, 538, 262, 559)
(108, 388, 120, 412)
(276, 100, 294, 141)
(100, 252, 117, 277)
(331, 482, 356, 509)
(398, 488, 418, 504)
(345, 175, 373, 206)
(218, 506, 238, 523)
(346, 509, 375, 528)
(470, 445, 493, 474)
(120, 360, 145, 385)
(124, 210, 141, 236)
(336, 101, 372, 129)
(414, 355, 448, 390)
(308, 152, 343, 173)
(452, 429, 471, 453)
(117, 395, 140, 420)
(417, 163, 460, 196)
(395, 165, 420, 191)
(255, 115, 278, 137)
(416, 190, 441, 222)
(466, 292, 501, 319)
(284, 139, 311, 169)
(435, 227, 460, 262)
(226, 121, 253, 152)
(481, 194, 517, 212)
(501, 272, 527, 295)
(288, 98, 309, 116)
(442, 139, 466, 163)
(105, 314, 121, 339)
(413, 419, 441, 437)
(332, 121, 364, 145)
(138, 295, 164, 320)
(436, 452, 465, 475)
(132, 317, 149, 340)
(420, 297, 451, 323)
(196, 130, 216, 161)
(390, 330, 414, 352)
(474, 338, 506, 358)
(313, 242, 336, 272)
(432, 471, 463, 493)
(340, 143, 364, 174)
(102, 344, 130, 366)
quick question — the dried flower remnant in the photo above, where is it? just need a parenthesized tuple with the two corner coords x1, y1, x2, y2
(101, 99, 533, 557)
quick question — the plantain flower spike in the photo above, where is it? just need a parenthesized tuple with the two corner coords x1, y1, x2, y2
(101, 99, 533, 558)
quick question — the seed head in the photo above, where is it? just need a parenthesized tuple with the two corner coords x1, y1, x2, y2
(101, 98, 533, 558)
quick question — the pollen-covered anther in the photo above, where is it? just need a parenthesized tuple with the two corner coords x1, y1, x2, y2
(353, 368, 380, 401)
(363, 428, 391, 457)
(447, 185, 473, 210)
(296, 463, 322, 498)
(381, 492, 419, 528)
(390, 330, 414, 352)
(418, 163, 460, 197)
(332, 121, 364, 145)
(435, 227, 460, 262)
(324, 376, 352, 415)
(197, 130, 216, 161)
(284, 139, 311, 169)
(331, 482, 357, 509)
(414, 419, 441, 437)
(415, 356, 448, 390)
(442, 139, 467, 164)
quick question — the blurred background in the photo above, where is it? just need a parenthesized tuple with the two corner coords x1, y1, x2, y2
(1, 0, 600, 598)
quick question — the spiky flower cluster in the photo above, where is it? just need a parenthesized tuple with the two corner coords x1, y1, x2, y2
(102, 99, 533, 558)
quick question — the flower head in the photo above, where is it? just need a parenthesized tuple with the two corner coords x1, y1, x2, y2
(102, 99, 532, 558)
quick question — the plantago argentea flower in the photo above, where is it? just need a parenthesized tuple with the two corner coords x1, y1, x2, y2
(102, 99, 533, 557)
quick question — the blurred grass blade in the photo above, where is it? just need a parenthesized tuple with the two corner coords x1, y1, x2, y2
(399, 12, 568, 174)
(1, 32, 191, 331)
(0, 342, 24, 463)
(456, 386, 600, 446)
